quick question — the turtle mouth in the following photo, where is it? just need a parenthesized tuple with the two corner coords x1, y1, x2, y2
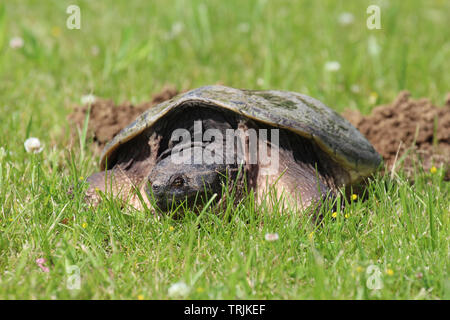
(156, 193, 197, 211)
(146, 184, 212, 212)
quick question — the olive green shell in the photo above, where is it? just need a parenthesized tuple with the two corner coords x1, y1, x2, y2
(100, 85, 381, 183)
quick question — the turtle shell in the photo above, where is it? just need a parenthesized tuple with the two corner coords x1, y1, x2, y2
(100, 85, 382, 184)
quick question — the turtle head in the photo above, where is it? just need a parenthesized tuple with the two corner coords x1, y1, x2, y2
(146, 146, 230, 211)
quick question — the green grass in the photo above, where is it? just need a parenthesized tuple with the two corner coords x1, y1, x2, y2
(0, 0, 449, 299)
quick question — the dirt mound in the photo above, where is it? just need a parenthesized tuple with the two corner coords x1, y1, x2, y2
(344, 91, 450, 179)
(68, 86, 179, 154)
(68, 87, 449, 179)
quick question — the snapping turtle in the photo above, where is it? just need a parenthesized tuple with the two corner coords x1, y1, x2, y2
(86, 85, 381, 212)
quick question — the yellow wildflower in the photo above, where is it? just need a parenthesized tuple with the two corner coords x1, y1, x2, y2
(51, 26, 61, 37)
(137, 294, 144, 300)
(82, 222, 87, 229)
(351, 194, 358, 201)
(332, 212, 338, 218)
(169, 226, 175, 231)
(369, 92, 378, 105)
(308, 232, 314, 240)
(196, 287, 205, 293)
(386, 268, 394, 276)
(429, 166, 437, 174)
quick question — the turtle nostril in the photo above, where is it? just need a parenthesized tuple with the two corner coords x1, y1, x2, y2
(152, 184, 163, 195)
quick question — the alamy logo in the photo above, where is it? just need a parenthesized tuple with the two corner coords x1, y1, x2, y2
(66, 265, 81, 290)
(366, 5, 381, 30)
(66, 5, 81, 30)
(169, 121, 279, 173)
(366, 265, 383, 290)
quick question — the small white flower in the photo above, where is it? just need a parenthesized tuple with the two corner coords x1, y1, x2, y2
(91, 45, 100, 56)
(265, 232, 279, 241)
(172, 22, 184, 35)
(367, 36, 381, 57)
(256, 78, 264, 87)
(369, 92, 378, 105)
(166, 22, 184, 40)
(81, 94, 96, 105)
(24, 137, 44, 154)
(168, 281, 190, 298)
(324, 61, 341, 72)
(350, 84, 360, 93)
(237, 23, 250, 33)
(338, 12, 355, 26)
(0, 147, 6, 160)
(9, 37, 24, 49)
(378, 0, 390, 8)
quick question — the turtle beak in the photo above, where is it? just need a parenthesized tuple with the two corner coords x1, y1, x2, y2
(146, 181, 202, 212)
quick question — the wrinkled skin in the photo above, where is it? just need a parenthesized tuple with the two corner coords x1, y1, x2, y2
(85, 103, 343, 214)
(146, 145, 237, 211)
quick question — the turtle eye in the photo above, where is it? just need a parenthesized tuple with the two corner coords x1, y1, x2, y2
(171, 176, 185, 187)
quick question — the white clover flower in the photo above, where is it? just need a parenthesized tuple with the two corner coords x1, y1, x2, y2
(171, 22, 184, 35)
(324, 61, 341, 72)
(168, 281, 190, 298)
(265, 232, 279, 241)
(91, 45, 100, 56)
(379, 0, 390, 8)
(350, 84, 360, 93)
(0, 147, 6, 161)
(237, 23, 250, 33)
(338, 12, 355, 26)
(9, 36, 24, 49)
(367, 36, 381, 57)
(24, 137, 44, 154)
(166, 22, 184, 40)
(81, 94, 96, 105)
(369, 92, 378, 105)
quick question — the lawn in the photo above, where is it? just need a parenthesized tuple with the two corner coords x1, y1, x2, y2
(0, 0, 448, 299)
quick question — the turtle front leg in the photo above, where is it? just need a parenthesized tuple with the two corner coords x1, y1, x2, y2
(252, 133, 336, 213)
(85, 168, 153, 211)
(253, 165, 334, 212)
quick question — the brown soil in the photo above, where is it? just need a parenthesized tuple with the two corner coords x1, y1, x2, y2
(68, 86, 179, 154)
(344, 91, 450, 180)
(68, 87, 449, 180)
